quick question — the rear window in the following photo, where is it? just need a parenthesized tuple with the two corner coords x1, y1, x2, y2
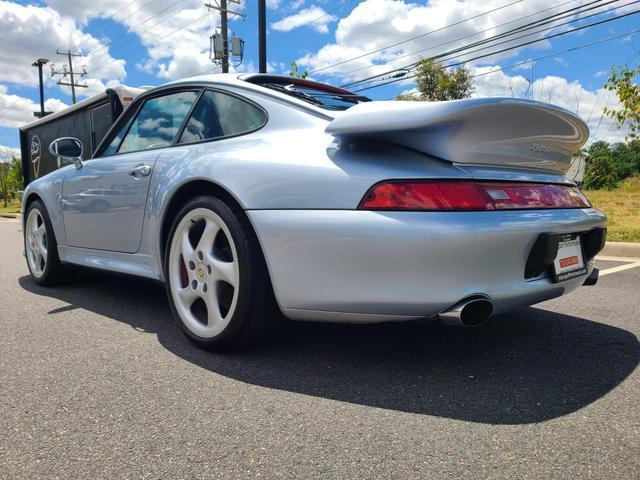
(178, 90, 267, 144)
(246, 77, 371, 111)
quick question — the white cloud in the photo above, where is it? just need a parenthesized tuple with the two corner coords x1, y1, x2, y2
(472, 66, 629, 143)
(0, 145, 21, 161)
(297, 0, 633, 83)
(290, 0, 306, 10)
(0, 85, 68, 129)
(42, 0, 220, 82)
(272, 6, 337, 34)
(554, 56, 569, 67)
(0, 1, 126, 94)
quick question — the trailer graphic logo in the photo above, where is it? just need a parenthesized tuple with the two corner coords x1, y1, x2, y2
(30, 136, 41, 178)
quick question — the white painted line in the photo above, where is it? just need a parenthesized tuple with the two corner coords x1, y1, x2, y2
(597, 255, 640, 262)
(599, 261, 640, 277)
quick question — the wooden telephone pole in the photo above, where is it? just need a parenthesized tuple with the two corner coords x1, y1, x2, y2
(51, 49, 87, 104)
(204, 0, 245, 73)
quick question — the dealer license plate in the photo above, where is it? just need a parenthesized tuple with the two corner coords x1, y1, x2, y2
(552, 234, 587, 282)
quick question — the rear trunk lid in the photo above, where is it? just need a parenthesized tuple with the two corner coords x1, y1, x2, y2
(325, 97, 589, 175)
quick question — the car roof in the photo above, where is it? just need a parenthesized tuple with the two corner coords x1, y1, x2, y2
(159, 73, 348, 118)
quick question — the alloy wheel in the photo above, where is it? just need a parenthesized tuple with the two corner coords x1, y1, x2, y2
(168, 208, 240, 338)
(26, 208, 48, 279)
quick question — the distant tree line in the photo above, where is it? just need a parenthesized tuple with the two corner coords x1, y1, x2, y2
(582, 140, 640, 190)
(0, 152, 22, 207)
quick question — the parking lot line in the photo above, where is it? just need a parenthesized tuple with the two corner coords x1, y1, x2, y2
(597, 255, 640, 262)
(599, 261, 640, 276)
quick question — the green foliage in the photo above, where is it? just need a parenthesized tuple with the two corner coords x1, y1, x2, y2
(0, 156, 23, 207)
(582, 140, 640, 190)
(395, 59, 474, 101)
(604, 63, 640, 141)
(289, 60, 308, 79)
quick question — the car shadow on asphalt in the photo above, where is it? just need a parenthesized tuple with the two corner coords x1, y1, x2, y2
(19, 271, 640, 425)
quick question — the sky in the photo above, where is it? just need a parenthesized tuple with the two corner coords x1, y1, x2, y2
(0, 0, 638, 154)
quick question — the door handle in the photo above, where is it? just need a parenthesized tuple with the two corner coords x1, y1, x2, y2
(129, 163, 151, 177)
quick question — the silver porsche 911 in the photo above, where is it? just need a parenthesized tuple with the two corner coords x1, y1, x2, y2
(22, 73, 607, 350)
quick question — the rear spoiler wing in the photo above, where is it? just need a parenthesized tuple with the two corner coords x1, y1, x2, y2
(325, 97, 589, 174)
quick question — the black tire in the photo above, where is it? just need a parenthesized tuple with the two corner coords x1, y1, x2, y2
(164, 195, 281, 351)
(24, 200, 65, 286)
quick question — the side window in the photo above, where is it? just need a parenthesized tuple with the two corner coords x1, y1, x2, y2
(178, 90, 267, 144)
(101, 112, 134, 157)
(104, 91, 198, 155)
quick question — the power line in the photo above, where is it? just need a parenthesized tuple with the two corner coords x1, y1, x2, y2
(65, 0, 146, 49)
(429, 0, 637, 67)
(309, 0, 524, 75)
(471, 28, 639, 79)
(70, 0, 178, 62)
(88, 10, 213, 78)
(337, 0, 585, 81)
(85, 0, 196, 67)
(350, 6, 640, 92)
(344, 0, 633, 89)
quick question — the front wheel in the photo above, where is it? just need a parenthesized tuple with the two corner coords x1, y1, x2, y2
(165, 196, 280, 350)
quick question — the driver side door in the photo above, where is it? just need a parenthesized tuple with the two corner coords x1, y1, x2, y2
(61, 89, 200, 253)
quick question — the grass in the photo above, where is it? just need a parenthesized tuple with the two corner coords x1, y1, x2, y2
(0, 199, 20, 215)
(585, 176, 640, 243)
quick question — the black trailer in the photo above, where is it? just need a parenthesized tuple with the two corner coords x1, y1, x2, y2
(18, 85, 146, 186)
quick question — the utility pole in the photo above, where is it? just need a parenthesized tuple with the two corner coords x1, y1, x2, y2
(221, 0, 228, 73)
(204, 1, 245, 73)
(31, 58, 50, 118)
(258, 0, 266, 73)
(51, 49, 88, 104)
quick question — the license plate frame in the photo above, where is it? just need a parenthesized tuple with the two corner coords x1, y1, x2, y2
(552, 233, 587, 282)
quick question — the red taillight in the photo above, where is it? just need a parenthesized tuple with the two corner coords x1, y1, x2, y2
(359, 181, 590, 211)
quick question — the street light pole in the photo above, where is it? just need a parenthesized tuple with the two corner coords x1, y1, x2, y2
(31, 58, 49, 118)
(258, 0, 266, 73)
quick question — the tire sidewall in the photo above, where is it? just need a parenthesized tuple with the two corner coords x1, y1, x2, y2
(164, 196, 253, 347)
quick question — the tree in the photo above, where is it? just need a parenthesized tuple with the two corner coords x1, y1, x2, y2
(0, 149, 22, 207)
(396, 58, 474, 101)
(289, 60, 308, 79)
(583, 142, 618, 190)
(603, 62, 640, 141)
(0, 162, 11, 208)
(8, 157, 23, 200)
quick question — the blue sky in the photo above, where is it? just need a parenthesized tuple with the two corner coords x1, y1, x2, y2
(0, 0, 638, 152)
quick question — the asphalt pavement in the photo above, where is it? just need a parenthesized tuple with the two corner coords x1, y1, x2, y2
(0, 217, 639, 479)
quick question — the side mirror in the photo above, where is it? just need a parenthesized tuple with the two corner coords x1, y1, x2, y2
(49, 137, 84, 170)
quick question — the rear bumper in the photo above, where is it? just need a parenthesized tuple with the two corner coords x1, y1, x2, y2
(248, 207, 607, 323)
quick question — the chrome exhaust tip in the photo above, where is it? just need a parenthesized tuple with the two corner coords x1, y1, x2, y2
(439, 297, 493, 327)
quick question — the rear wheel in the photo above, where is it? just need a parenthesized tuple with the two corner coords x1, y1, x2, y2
(24, 201, 64, 286)
(165, 196, 280, 350)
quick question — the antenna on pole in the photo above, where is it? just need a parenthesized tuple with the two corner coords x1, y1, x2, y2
(204, 1, 245, 73)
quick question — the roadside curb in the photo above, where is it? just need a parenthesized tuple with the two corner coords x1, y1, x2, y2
(601, 241, 640, 258)
(0, 213, 19, 219)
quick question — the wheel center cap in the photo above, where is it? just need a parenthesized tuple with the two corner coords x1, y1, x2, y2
(197, 267, 205, 279)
